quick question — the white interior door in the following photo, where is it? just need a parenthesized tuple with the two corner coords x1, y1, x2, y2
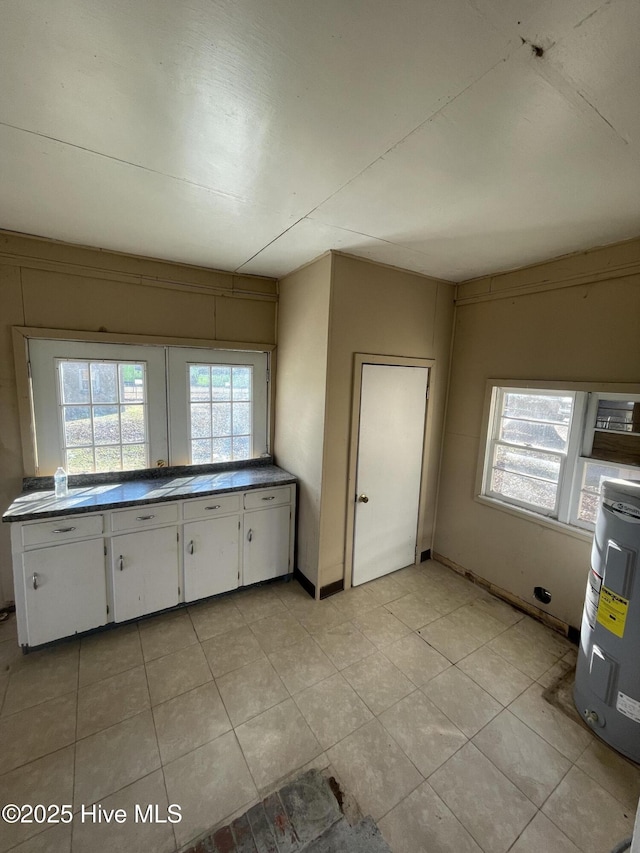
(352, 363, 428, 586)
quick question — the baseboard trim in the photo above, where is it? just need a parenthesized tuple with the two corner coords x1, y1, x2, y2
(319, 579, 344, 599)
(294, 568, 316, 600)
(432, 551, 578, 639)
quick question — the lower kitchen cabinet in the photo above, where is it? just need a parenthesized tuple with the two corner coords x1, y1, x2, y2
(243, 504, 292, 586)
(21, 539, 107, 646)
(111, 526, 180, 622)
(183, 515, 240, 601)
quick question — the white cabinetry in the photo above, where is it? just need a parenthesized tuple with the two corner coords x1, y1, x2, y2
(21, 538, 107, 646)
(9, 480, 295, 648)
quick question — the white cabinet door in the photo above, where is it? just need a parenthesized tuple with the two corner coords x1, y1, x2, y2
(183, 515, 240, 602)
(243, 505, 291, 586)
(112, 527, 179, 622)
(22, 539, 107, 646)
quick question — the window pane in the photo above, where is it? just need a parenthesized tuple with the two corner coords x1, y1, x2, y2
(212, 403, 232, 437)
(491, 469, 557, 510)
(494, 445, 560, 483)
(93, 405, 120, 445)
(191, 439, 212, 464)
(119, 363, 145, 403)
(232, 367, 251, 401)
(233, 436, 250, 459)
(500, 418, 568, 451)
(596, 400, 638, 433)
(212, 437, 232, 462)
(191, 404, 212, 438)
(121, 405, 146, 443)
(502, 392, 573, 424)
(122, 444, 147, 470)
(66, 447, 94, 474)
(94, 446, 121, 472)
(90, 363, 117, 403)
(232, 402, 251, 436)
(60, 362, 90, 404)
(63, 406, 91, 447)
(212, 367, 231, 401)
(189, 365, 210, 402)
(577, 461, 640, 524)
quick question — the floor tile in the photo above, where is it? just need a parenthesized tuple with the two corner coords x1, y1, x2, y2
(384, 593, 443, 629)
(423, 666, 502, 737)
(249, 610, 308, 653)
(188, 596, 246, 642)
(201, 626, 265, 677)
(379, 781, 482, 853)
(429, 743, 536, 853)
(273, 578, 314, 611)
(512, 616, 574, 657)
(326, 719, 422, 820)
(216, 658, 288, 726)
(79, 624, 142, 687)
(509, 684, 592, 761)
(268, 635, 336, 694)
(457, 647, 532, 705)
(74, 710, 160, 807)
(145, 643, 212, 706)
(542, 766, 635, 853)
(417, 616, 484, 663)
(0, 746, 74, 853)
(361, 574, 407, 605)
(470, 594, 525, 627)
(10, 823, 72, 853)
(353, 607, 412, 649)
(77, 664, 150, 738)
(71, 769, 175, 853)
(380, 691, 467, 777)
(472, 709, 571, 806)
(343, 651, 414, 716)
(164, 731, 257, 849)
(313, 621, 376, 670)
(235, 699, 321, 791)
(445, 603, 508, 643)
(2, 643, 79, 715)
(298, 600, 348, 634)
(0, 637, 24, 677)
(139, 610, 198, 662)
(153, 681, 232, 764)
(576, 738, 640, 810)
(487, 626, 560, 679)
(294, 672, 373, 749)
(331, 586, 379, 619)
(508, 812, 581, 853)
(382, 632, 450, 686)
(0, 691, 77, 773)
(233, 587, 286, 623)
(537, 658, 571, 688)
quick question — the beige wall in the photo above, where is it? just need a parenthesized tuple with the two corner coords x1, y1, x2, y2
(318, 254, 455, 590)
(435, 241, 640, 627)
(273, 255, 332, 588)
(0, 232, 277, 606)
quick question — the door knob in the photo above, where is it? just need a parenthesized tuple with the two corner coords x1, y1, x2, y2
(357, 494, 369, 503)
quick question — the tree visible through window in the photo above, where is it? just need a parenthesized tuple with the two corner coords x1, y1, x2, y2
(189, 364, 253, 464)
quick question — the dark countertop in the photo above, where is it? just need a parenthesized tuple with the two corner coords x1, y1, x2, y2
(3, 465, 296, 522)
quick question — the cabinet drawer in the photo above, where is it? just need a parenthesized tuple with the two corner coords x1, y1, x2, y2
(22, 514, 104, 547)
(111, 502, 178, 531)
(243, 486, 292, 510)
(183, 493, 240, 521)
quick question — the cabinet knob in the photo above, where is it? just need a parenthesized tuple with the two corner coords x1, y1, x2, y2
(188, 540, 194, 555)
(52, 526, 76, 534)
(261, 496, 276, 501)
(135, 514, 155, 521)
(32, 572, 39, 590)
(118, 555, 124, 571)
(205, 505, 221, 511)
(247, 529, 253, 542)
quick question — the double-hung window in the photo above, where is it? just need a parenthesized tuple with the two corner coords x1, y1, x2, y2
(481, 384, 640, 533)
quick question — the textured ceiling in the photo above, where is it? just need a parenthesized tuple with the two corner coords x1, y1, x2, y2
(1, 0, 639, 281)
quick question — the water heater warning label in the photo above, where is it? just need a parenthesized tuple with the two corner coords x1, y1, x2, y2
(616, 692, 640, 724)
(596, 587, 629, 638)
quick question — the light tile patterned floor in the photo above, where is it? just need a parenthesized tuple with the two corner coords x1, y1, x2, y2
(0, 560, 638, 853)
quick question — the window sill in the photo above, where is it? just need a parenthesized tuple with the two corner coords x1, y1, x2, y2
(474, 495, 593, 544)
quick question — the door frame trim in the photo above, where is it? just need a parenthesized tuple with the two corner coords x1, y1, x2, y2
(344, 353, 434, 591)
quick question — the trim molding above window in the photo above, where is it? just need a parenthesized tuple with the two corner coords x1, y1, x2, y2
(477, 380, 640, 535)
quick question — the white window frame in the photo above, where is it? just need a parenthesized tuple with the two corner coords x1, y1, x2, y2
(478, 380, 640, 536)
(27, 336, 270, 475)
